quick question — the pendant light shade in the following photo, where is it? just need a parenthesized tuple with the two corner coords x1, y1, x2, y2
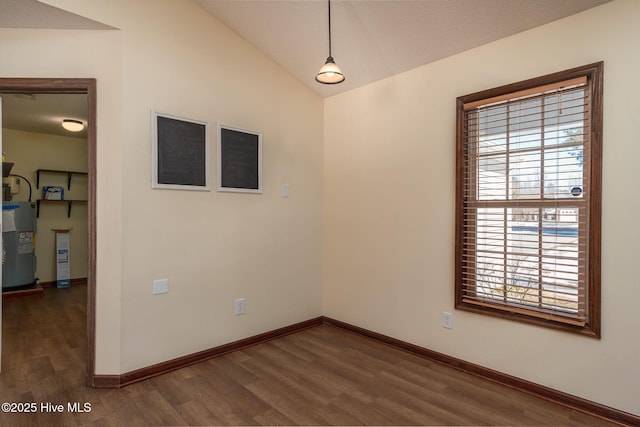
(316, 0, 344, 84)
(316, 56, 344, 84)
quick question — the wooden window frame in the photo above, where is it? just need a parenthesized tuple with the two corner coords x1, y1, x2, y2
(455, 62, 603, 338)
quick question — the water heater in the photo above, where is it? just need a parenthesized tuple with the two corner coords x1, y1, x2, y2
(2, 201, 37, 291)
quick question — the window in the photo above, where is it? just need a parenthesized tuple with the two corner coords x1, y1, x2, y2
(455, 63, 602, 337)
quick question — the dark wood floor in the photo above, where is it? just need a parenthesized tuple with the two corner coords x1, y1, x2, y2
(1, 285, 617, 426)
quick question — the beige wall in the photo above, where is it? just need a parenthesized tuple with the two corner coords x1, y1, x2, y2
(113, 0, 324, 372)
(324, 0, 640, 416)
(0, 23, 123, 373)
(3, 128, 88, 283)
(29, 0, 324, 373)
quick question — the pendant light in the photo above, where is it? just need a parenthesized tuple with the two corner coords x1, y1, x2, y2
(316, 0, 345, 84)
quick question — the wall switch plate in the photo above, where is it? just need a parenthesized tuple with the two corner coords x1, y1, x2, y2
(235, 298, 246, 315)
(153, 279, 169, 295)
(443, 311, 453, 330)
(281, 184, 289, 198)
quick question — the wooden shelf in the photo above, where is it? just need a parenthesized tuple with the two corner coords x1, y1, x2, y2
(36, 169, 88, 190)
(36, 199, 87, 218)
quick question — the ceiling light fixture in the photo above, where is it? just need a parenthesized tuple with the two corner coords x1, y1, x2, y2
(61, 119, 84, 132)
(315, 0, 344, 84)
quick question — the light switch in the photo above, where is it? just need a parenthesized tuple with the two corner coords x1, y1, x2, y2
(281, 184, 289, 198)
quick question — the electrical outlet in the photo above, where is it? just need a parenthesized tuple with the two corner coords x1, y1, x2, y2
(235, 298, 246, 315)
(153, 279, 169, 295)
(443, 311, 453, 330)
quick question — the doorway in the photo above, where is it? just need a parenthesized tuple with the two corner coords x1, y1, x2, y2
(0, 78, 96, 386)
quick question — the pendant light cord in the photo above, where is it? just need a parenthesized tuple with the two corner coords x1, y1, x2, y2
(327, 0, 333, 57)
(316, 0, 344, 84)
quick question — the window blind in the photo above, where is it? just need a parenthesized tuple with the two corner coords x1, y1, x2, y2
(459, 77, 592, 326)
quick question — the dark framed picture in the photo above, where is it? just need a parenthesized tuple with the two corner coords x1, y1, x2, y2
(217, 124, 262, 193)
(152, 111, 211, 191)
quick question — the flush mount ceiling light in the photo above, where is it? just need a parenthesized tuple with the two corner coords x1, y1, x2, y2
(315, 0, 344, 85)
(62, 119, 84, 132)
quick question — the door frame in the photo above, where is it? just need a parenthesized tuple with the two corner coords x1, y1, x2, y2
(0, 78, 97, 386)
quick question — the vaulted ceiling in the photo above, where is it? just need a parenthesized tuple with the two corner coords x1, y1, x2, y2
(195, 0, 611, 98)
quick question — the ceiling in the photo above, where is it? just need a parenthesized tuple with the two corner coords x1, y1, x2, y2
(0, 0, 112, 30)
(0, 0, 612, 137)
(195, 0, 612, 98)
(0, 93, 88, 139)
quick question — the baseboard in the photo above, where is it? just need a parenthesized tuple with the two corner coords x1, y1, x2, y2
(3, 278, 87, 298)
(321, 316, 639, 427)
(39, 277, 88, 288)
(106, 316, 323, 388)
(91, 375, 121, 389)
(2, 284, 44, 300)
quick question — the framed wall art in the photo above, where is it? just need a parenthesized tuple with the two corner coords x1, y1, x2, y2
(152, 111, 211, 191)
(217, 124, 262, 193)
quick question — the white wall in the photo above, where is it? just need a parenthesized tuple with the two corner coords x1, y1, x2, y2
(323, 0, 640, 416)
(3, 128, 88, 283)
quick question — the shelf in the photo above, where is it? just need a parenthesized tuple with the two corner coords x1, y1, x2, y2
(36, 169, 88, 190)
(36, 199, 87, 218)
